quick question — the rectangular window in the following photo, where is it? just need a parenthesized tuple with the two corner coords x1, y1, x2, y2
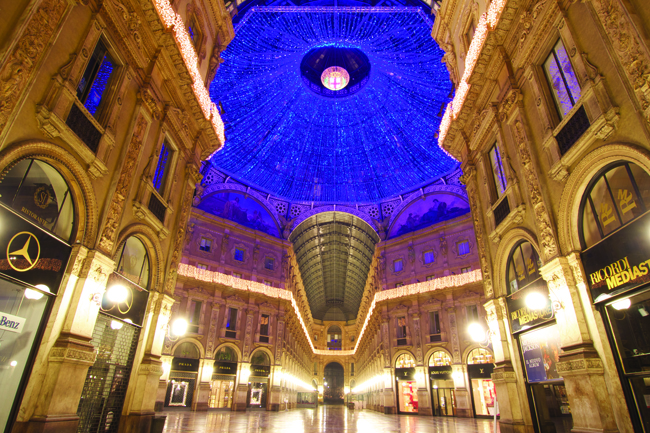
(466, 305, 479, 323)
(461, 266, 472, 273)
(457, 240, 470, 256)
(234, 248, 244, 262)
(77, 39, 116, 118)
(233, 272, 242, 278)
(188, 15, 203, 50)
(260, 314, 270, 336)
(263, 280, 272, 286)
(197, 263, 208, 270)
(226, 308, 238, 331)
(153, 142, 172, 195)
(351, 363, 355, 376)
(264, 257, 275, 270)
(395, 282, 403, 288)
(199, 237, 212, 252)
(489, 144, 507, 198)
(394, 259, 403, 272)
(423, 250, 435, 264)
(397, 316, 407, 339)
(189, 300, 202, 333)
(429, 311, 441, 335)
(544, 39, 582, 117)
(426, 275, 435, 281)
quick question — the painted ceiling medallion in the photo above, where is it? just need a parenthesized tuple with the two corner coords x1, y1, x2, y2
(321, 66, 350, 91)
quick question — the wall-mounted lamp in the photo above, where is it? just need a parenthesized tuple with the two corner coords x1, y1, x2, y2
(468, 322, 495, 347)
(168, 318, 189, 342)
(106, 284, 129, 303)
(525, 292, 563, 313)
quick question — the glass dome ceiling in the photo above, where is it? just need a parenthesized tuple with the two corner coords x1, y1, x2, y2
(208, 7, 457, 204)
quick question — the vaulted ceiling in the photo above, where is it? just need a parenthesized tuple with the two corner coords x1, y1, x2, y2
(289, 212, 379, 321)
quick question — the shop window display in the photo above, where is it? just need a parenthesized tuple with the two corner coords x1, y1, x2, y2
(397, 381, 418, 413)
(395, 353, 416, 368)
(467, 348, 495, 417)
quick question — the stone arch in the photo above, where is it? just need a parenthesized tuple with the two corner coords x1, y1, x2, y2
(250, 347, 274, 365)
(214, 342, 241, 362)
(392, 349, 416, 367)
(493, 227, 541, 298)
(424, 347, 453, 366)
(171, 338, 205, 359)
(463, 345, 493, 364)
(0, 140, 98, 247)
(114, 223, 165, 291)
(558, 143, 650, 254)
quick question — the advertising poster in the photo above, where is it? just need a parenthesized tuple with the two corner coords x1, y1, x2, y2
(520, 324, 563, 383)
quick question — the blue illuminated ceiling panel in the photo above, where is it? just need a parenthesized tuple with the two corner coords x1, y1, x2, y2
(209, 7, 457, 204)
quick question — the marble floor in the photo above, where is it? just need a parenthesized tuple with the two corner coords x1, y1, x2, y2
(159, 406, 499, 433)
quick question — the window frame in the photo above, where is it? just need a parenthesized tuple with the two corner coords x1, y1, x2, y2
(579, 162, 650, 250)
(150, 138, 178, 200)
(506, 240, 543, 294)
(457, 240, 470, 256)
(423, 249, 435, 265)
(393, 258, 403, 273)
(488, 143, 508, 201)
(188, 299, 202, 333)
(234, 247, 245, 262)
(75, 37, 120, 123)
(543, 38, 582, 119)
(199, 237, 212, 252)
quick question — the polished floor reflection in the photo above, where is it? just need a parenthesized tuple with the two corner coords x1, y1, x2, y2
(160, 405, 499, 433)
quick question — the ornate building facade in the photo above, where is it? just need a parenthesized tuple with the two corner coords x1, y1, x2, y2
(0, 0, 233, 432)
(433, 0, 650, 430)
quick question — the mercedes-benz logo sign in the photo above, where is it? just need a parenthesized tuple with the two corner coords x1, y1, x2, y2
(7, 231, 41, 272)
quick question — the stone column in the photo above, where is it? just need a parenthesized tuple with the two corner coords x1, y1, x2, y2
(452, 364, 471, 417)
(485, 298, 528, 433)
(233, 362, 250, 411)
(21, 248, 114, 433)
(381, 368, 396, 414)
(121, 293, 175, 433)
(155, 355, 173, 411)
(193, 358, 213, 411)
(414, 366, 431, 416)
(540, 257, 619, 433)
(268, 366, 283, 411)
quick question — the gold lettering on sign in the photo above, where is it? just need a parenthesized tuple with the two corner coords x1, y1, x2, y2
(589, 256, 650, 290)
(618, 189, 637, 214)
(600, 202, 616, 226)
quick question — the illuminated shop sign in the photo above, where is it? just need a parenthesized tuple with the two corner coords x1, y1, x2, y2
(100, 272, 149, 327)
(214, 362, 237, 375)
(171, 358, 200, 372)
(0, 205, 71, 293)
(250, 365, 270, 377)
(519, 324, 563, 383)
(582, 211, 650, 303)
(467, 364, 493, 379)
(395, 367, 415, 381)
(428, 366, 452, 381)
(506, 279, 553, 333)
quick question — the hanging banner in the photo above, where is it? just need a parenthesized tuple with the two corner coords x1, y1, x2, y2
(582, 211, 650, 303)
(520, 324, 563, 383)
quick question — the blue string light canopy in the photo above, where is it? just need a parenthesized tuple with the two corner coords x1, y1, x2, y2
(209, 7, 458, 204)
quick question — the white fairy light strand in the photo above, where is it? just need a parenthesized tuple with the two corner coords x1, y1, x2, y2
(438, 0, 506, 147)
(153, 0, 225, 147)
(178, 263, 482, 357)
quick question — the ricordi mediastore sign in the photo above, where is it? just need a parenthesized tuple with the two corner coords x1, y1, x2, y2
(582, 211, 650, 303)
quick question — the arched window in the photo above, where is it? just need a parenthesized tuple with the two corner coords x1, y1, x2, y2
(215, 346, 238, 362)
(580, 162, 650, 249)
(0, 159, 75, 241)
(467, 348, 493, 365)
(327, 326, 342, 342)
(395, 353, 416, 368)
(115, 237, 150, 289)
(429, 350, 452, 366)
(250, 350, 270, 366)
(507, 241, 542, 294)
(174, 342, 200, 359)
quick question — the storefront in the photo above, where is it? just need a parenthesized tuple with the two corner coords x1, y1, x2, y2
(579, 166, 650, 432)
(506, 240, 573, 431)
(428, 349, 455, 417)
(297, 392, 317, 407)
(210, 346, 238, 409)
(395, 353, 418, 414)
(467, 348, 495, 417)
(165, 344, 201, 409)
(77, 236, 151, 432)
(248, 350, 271, 409)
(0, 160, 74, 431)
